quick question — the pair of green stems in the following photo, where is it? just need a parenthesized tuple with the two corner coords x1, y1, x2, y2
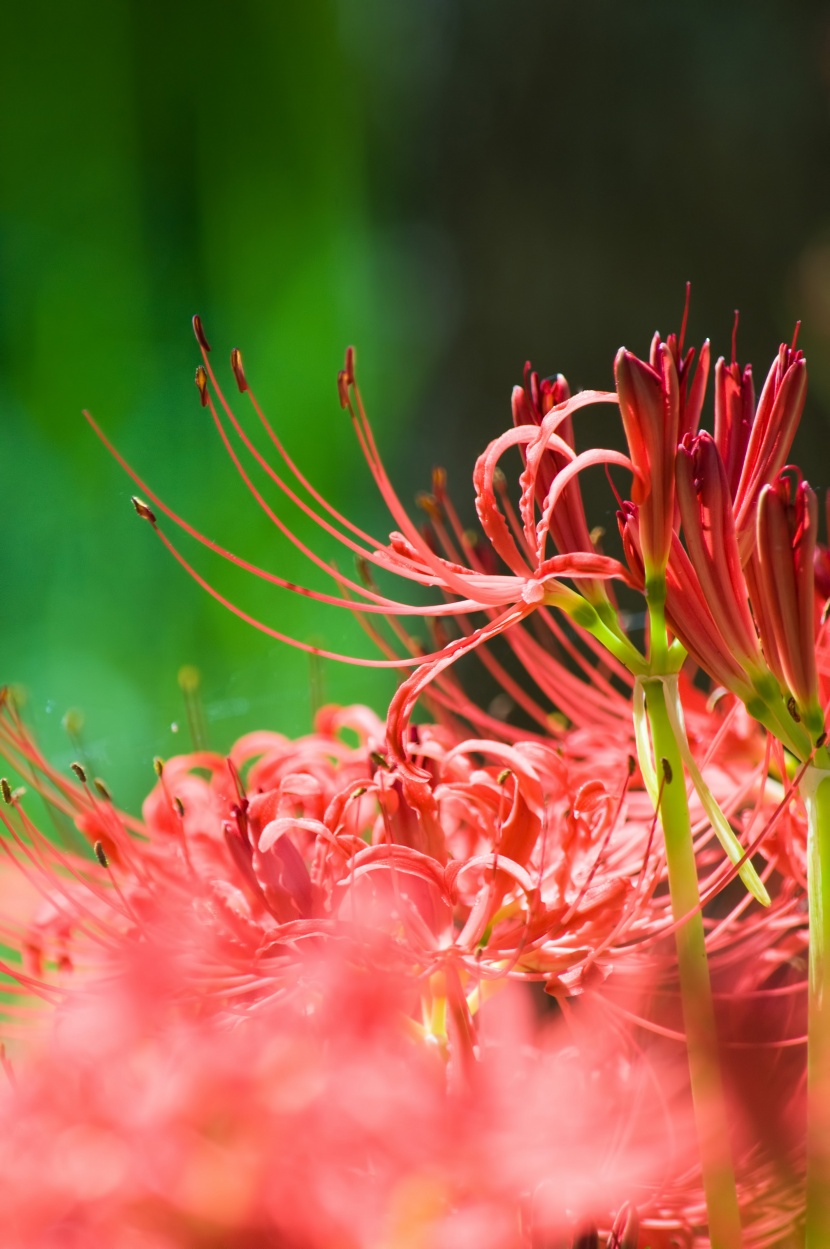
(569, 583, 830, 1248)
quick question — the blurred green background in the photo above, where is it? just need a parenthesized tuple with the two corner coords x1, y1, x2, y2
(3, 0, 830, 808)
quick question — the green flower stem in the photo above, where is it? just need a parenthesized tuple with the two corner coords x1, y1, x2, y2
(804, 766, 830, 1249)
(565, 598, 648, 675)
(643, 676, 743, 1249)
(645, 573, 670, 673)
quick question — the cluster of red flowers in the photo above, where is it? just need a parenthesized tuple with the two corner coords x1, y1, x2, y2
(1, 299, 826, 1246)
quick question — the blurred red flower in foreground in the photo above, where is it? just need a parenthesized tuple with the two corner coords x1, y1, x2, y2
(0, 916, 694, 1249)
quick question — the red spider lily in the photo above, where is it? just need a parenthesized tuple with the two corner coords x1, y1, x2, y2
(0, 670, 788, 1025)
(0, 777, 811, 1247)
(4, 301, 826, 1246)
(86, 325, 638, 783)
(0, 691, 651, 1006)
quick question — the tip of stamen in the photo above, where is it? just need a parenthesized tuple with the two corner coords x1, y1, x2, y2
(93, 777, 111, 801)
(661, 757, 673, 784)
(0, 778, 12, 805)
(131, 497, 157, 526)
(432, 467, 447, 502)
(195, 365, 209, 407)
(174, 796, 185, 818)
(62, 707, 84, 737)
(337, 346, 356, 409)
(355, 556, 377, 589)
(230, 348, 248, 393)
(178, 665, 201, 694)
(93, 840, 109, 868)
(70, 761, 87, 784)
(416, 491, 440, 520)
(192, 314, 211, 353)
(153, 756, 164, 779)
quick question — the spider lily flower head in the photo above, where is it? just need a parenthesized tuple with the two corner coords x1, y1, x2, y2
(0, 691, 645, 1007)
(752, 469, 823, 738)
(88, 323, 635, 786)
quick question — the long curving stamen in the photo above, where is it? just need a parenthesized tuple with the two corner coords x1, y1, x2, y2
(84, 411, 506, 619)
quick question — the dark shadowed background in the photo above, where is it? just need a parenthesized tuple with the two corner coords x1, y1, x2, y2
(3, 0, 830, 806)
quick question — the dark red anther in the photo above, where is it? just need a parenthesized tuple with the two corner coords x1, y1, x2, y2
(131, 497, 157, 525)
(94, 841, 109, 868)
(230, 347, 248, 393)
(93, 777, 111, 801)
(0, 778, 11, 805)
(416, 492, 440, 523)
(70, 761, 87, 784)
(192, 314, 211, 353)
(195, 365, 209, 407)
(431, 466, 446, 503)
(337, 345, 356, 409)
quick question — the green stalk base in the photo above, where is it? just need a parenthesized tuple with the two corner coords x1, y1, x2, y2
(805, 769, 830, 1249)
(644, 677, 743, 1249)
